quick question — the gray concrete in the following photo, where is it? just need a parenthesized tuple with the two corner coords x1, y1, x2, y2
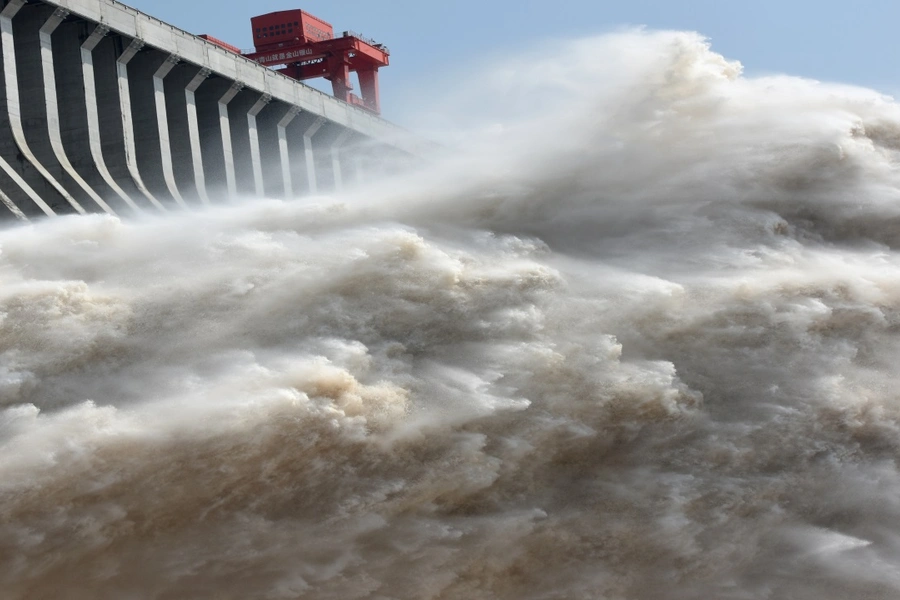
(303, 117, 326, 195)
(81, 24, 142, 213)
(0, 0, 426, 220)
(255, 99, 286, 199)
(184, 67, 211, 204)
(151, 54, 186, 207)
(277, 105, 300, 198)
(216, 80, 242, 199)
(246, 93, 271, 197)
(194, 75, 233, 202)
(127, 46, 176, 206)
(92, 33, 152, 208)
(226, 88, 262, 199)
(40, 7, 115, 214)
(116, 38, 165, 210)
(1, 0, 83, 214)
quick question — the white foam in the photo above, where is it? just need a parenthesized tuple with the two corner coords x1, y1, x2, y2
(2, 29, 900, 599)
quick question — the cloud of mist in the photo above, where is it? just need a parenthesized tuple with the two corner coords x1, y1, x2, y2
(4, 29, 900, 599)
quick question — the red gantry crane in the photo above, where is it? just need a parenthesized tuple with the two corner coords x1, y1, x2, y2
(201, 10, 389, 115)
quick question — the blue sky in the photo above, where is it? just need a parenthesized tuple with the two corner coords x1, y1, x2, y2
(124, 0, 900, 126)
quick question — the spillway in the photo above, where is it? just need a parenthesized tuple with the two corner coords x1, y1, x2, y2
(0, 0, 419, 220)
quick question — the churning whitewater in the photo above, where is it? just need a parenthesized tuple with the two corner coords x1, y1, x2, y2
(5, 30, 900, 599)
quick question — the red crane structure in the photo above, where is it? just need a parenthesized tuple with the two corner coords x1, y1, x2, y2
(213, 9, 391, 115)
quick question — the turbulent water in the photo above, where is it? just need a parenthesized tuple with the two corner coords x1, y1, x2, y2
(5, 31, 900, 599)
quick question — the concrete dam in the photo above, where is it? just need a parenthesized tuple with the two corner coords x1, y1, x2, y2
(0, 0, 420, 220)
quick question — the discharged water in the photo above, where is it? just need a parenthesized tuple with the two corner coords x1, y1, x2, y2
(4, 31, 900, 599)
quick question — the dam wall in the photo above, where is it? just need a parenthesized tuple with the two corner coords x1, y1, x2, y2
(0, 0, 420, 219)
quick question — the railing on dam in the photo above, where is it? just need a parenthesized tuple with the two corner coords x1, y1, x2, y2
(0, 0, 422, 219)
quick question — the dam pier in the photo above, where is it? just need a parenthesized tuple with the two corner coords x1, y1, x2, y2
(0, 0, 419, 219)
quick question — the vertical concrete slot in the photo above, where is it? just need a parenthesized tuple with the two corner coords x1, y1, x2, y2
(81, 25, 141, 214)
(217, 80, 243, 199)
(303, 117, 325, 194)
(185, 67, 211, 205)
(40, 8, 115, 214)
(116, 38, 165, 211)
(226, 89, 259, 197)
(1, 0, 83, 213)
(277, 106, 300, 199)
(151, 54, 187, 207)
(246, 93, 271, 197)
